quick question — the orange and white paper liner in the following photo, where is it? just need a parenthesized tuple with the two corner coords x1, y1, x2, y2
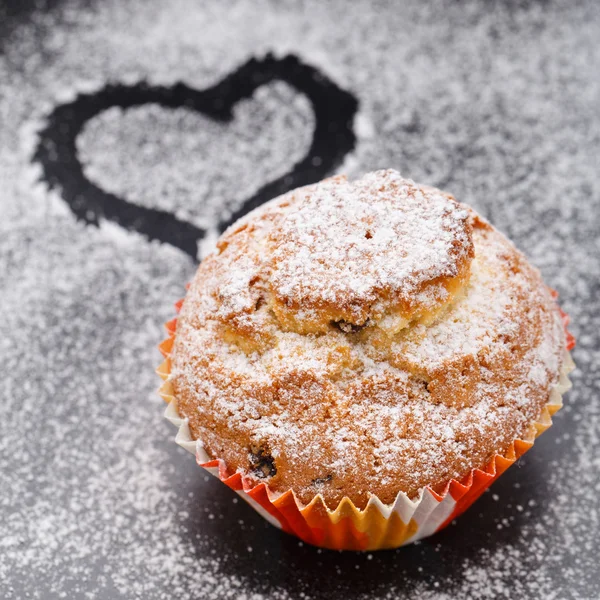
(157, 300, 575, 551)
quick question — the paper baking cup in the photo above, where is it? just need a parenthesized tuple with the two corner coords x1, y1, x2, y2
(157, 297, 575, 551)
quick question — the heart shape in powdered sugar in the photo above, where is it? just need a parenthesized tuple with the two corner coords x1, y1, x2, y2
(33, 54, 358, 260)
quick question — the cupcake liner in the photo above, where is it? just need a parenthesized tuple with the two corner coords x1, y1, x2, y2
(157, 296, 575, 551)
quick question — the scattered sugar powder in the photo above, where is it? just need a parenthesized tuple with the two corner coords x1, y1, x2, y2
(77, 82, 313, 231)
(1, 0, 599, 598)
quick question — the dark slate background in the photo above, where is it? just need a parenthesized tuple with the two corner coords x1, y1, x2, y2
(1, 1, 598, 599)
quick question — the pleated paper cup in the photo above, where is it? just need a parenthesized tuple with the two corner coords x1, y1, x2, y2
(157, 297, 575, 551)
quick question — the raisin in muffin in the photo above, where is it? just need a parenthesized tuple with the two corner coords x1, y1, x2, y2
(169, 169, 567, 510)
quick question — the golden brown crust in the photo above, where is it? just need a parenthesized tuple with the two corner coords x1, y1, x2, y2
(263, 173, 474, 335)
(171, 170, 565, 509)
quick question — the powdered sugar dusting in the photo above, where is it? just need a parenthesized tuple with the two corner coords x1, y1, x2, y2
(173, 171, 566, 507)
(77, 82, 313, 230)
(1, 0, 598, 598)
(268, 171, 472, 328)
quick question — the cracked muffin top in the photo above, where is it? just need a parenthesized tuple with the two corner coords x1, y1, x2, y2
(170, 169, 566, 509)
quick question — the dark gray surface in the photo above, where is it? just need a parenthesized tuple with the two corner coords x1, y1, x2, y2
(1, 1, 599, 598)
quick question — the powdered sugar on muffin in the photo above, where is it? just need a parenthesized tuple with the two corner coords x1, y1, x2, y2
(266, 171, 473, 334)
(170, 170, 566, 509)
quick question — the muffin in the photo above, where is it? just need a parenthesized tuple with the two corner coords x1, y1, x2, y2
(158, 169, 574, 550)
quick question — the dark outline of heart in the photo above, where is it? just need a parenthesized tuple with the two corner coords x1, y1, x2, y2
(33, 54, 359, 260)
